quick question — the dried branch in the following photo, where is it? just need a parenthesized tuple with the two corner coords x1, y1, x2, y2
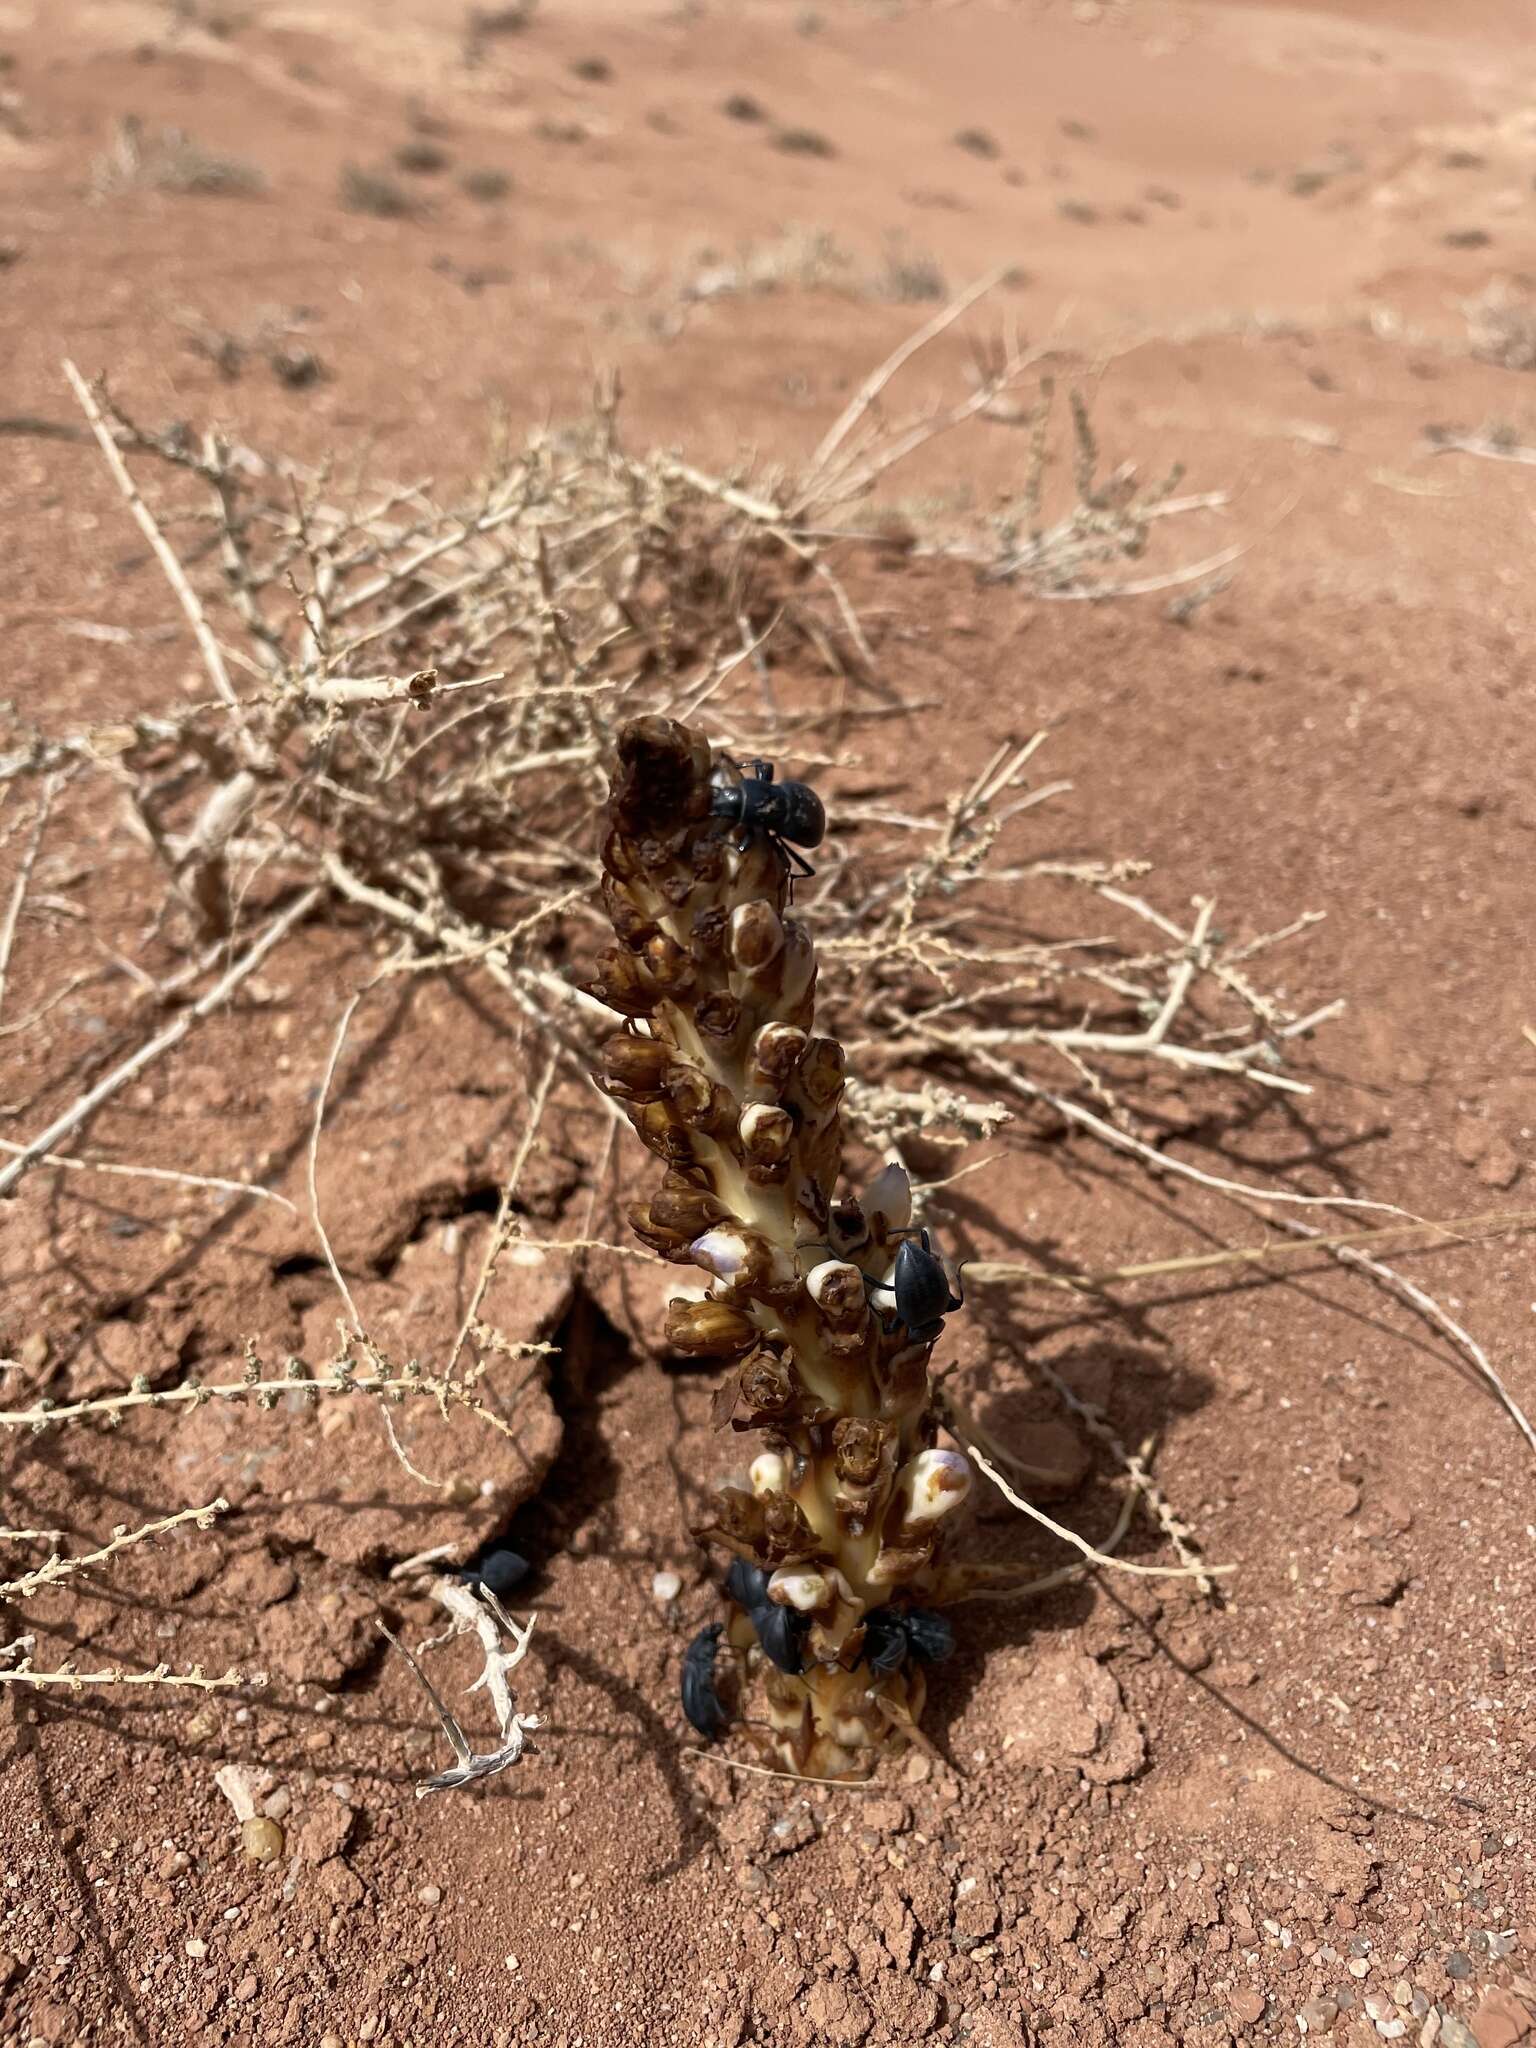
(383, 1579, 540, 1795)
(0, 1499, 227, 1600)
(0, 886, 322, 1202)
(961, 1442, 1232, 1583)
(0, 774, 60, 1027)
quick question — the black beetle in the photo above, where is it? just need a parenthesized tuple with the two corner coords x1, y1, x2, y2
(724, 1560, 807, 1676)
(710, 758, 826, 881)
(861, 1605, 955, 1676)
(681, 1622, 730, 1741)
(725, 1557, 770, 1610)
(750, 1599, 807, 1677)
(891, 1229, 964, 1338)
(452, 1546, 531, 1598)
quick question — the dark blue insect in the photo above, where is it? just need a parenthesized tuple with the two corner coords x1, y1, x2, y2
(453, 1546, 531, 1597)
(682, 1622, 730, 1741)
(891, 1229, 963, 1339)
(710, 758, 826, 882)
(861, 1606, 955, 1676)
(725, 1558, 770, 1610)
(724, 1559, 806, 1676)
(750, 1600, 807, 1677)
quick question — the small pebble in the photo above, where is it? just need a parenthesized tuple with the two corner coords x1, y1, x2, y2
(241, 1816, 284, 1864)
(1298, 1996, 1338, 2034)
(262, 1786, 291, 1820)
(1446, 1952, 1472, 1979)
(1230, 1989, 1266, 2025)
(185, 1939, 208, 1959)
(1349, 1959, 1372, 1978)
(418, 1885, 442, 1906)
(652, 1570, 682, 1603)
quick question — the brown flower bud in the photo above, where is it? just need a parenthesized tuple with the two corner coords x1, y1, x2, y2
(730, 901, 785, 973)
(797, 1036, 844, 1109)
(666, 1061, 736, 1133)
(832, 1417, 889, 1488)
(635, 832, 684, 875)
(640, 933, 697, 1001)
(694, 991, 744, 1043)
(691, 1483, 820, 1566)
(689, 1228, 801, 1305)
(663, 1297, 758, 1357)
(626, 1202, 699, 1262)
(877, 1339, 932, 1418)
(760, 1490, 821, 1563)
(748, 1022, 808, 1090)
(601, 875, 657, 951)
(690, 905, 729, 960)
(739, 1102, 794, 1167)
(649, 1185, 732, 1238)
(630, 1100, 695, 1164)
(740, 1346, 800, 1418)
(611, 717, 712, 832)
(588, 947, 659, 1018)
(600, 1033, 673, 1101)
(599, 824, 642, 882)
(712, 1344, 803, 1430)
(865, 1536, 935, 1588)
(690, 834, 727, 885)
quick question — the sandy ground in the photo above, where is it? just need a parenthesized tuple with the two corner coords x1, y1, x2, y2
(3, 2, 1536, 2045)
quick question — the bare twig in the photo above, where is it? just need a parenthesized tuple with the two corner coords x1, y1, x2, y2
(383, 1579, 540, 1795)
(0, 886, 321, 1201)
(62, 362, 251, 747)
(0, 775, 60, 1027)
(963, 1443, 1232, 1582)
(1, 1499, 227, 1600)
(0, 1138, 296, 1211)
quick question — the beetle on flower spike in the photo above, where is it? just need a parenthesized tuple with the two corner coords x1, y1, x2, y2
(592, 719, 1002, 1779)
(708, 755, 827, 881)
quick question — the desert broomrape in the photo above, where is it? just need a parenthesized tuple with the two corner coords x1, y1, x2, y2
(593, 716, 973, 1777)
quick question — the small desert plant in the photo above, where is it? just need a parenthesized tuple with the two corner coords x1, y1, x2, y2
(91, 117, 266, 199)
(593, 718, 989, 1775)
(395, 138, 451, 176)
(460, 165, 512, 201)
(773, 126, 836, 159)
(339, 163, 415, 218)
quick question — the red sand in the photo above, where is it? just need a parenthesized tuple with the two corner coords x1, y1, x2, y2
(3, 3, 1535, 2044)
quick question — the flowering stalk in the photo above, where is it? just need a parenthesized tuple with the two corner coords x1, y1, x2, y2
(593, 717, 971, 1777)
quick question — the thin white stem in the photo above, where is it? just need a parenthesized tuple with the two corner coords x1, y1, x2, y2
(62, 361, 249, 746)
(0, 775, 59, 1028)
(965, 1445, 1232, 1581)
(0, 887, 321, 1201)
(0, 1139, 296, 1211)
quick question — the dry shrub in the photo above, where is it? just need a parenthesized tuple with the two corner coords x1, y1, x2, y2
(11, 293, 1509, 1736)
(91, 116, 267, 199)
